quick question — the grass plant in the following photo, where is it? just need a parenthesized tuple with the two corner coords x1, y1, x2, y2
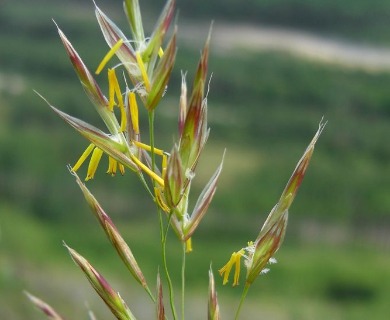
(25, 1, 325, 319)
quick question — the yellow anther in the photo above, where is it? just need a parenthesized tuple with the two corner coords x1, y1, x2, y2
(130, 154, 164, 187)
(136, 51, 151, 92)
(233, 253, 242, 286)
(154, 187, 170, 213)
(129, 92, 139, 134)
(219, 249, 244, 286)
(117, 96, 126, 132)
(96, 39, 124, 75)
(72, 143, 95, 172)
(162, 153, 168, 179)
(130, 140, 168, 183)
(132, 141, 164, 156)
(107, 157, 125, 176)
(185, 238, 192, 253)
(108, 69, 116, 111)
(86, 147, 104, 181)
(107, 156, 117, 176)
(158, 47, 164, 58)
(108, 68, 127, 131)
(118, 163, 125, 175)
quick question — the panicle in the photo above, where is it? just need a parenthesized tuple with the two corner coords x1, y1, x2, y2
(220, 120, 326, 287)
(158, 27, 224, 246)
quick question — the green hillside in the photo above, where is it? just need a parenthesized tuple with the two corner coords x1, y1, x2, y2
(180, 0, 390, 44)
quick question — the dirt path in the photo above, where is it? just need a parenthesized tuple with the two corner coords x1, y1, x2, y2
(179, 22, 390, 72)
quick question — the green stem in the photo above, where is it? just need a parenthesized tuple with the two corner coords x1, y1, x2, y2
(181, 242, 186, 320)
(148, 110, 177, 319)
(235, 283, 250, 320)
(160, 213, 178, 320)
(137, 172, 154, 199)
(148, 110, 178, 319)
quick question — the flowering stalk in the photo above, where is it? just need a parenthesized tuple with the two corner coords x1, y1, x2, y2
(29, 0, 326, 319)
(219, 120, 326, 319)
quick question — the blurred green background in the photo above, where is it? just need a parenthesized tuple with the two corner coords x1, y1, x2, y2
(1, 0, 389, 319)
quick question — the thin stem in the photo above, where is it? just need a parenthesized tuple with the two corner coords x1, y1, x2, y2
(160, 213, 178, 320)
(181, 242, 186, 320)
(148, 110, 177, 319)
(137, 172, 154, 199)
(235, 283, 250, 320)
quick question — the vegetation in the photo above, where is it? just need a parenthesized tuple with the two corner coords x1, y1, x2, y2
(182, 0, 390, 45)
(0, 0, 389, 319)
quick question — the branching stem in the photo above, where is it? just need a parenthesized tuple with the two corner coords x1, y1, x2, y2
(149, 110, 178, 320)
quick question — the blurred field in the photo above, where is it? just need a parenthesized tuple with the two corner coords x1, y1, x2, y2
(1, 0, 390, 319)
